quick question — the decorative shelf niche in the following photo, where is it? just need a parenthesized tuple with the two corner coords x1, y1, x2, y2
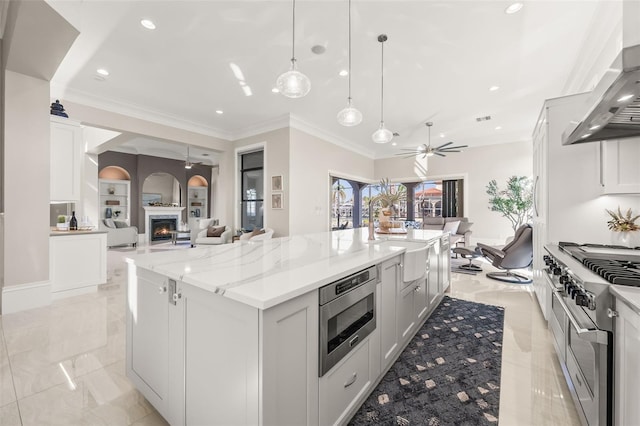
(188, 175, 208, 218)
(99, 166, 131, 223)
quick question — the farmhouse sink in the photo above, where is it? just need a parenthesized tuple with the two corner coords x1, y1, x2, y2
(381, 240, 428, 282)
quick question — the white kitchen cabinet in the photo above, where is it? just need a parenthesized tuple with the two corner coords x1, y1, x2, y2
(439, 236, 450, 293)
(427, 241, 439, 310)
(379, 257, 401, 370)
(413, 277, 428, 322)
(398, 280, 417, 341)
(99, 179, 130, 222)
(50, 116, 82, 202)
(601, 139, 640, 194)
(126, 267, 170, 418)
(614, 299, 640, 426)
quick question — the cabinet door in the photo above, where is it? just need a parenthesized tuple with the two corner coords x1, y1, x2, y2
(380, 258, 400, 369)
(413, 277, 428, 322)
(439, 236, 450, 292)
(427, 243, 439, 309)
(398, 282, 416, 341)
(126, 267, 169, 414)
(602, 139, 640, 194)
(50, 120, 81, 201)
(615, 301, 640, 426)
(181, 283, 259, 426)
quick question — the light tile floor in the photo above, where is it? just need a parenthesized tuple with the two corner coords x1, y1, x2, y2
(0, 243, 580, 425)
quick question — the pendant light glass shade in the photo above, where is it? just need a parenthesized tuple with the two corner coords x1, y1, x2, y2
(337, 99, 363, 126)
(372, 34, 392, 143)
(277, 0, 310, 98)
(338, 0, 362, 126)
(372, 122, 393, 144)
(276, 60, 311, 98)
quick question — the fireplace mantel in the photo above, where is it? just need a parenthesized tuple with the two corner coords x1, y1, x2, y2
(143, 206, 186, 243)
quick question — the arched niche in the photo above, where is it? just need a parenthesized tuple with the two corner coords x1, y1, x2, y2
(187, 175, 208, 218)
(142, 172, 182, 206)
(99, 165, 131, 180)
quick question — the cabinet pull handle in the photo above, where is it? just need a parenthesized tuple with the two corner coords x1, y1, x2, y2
(607, 308, 618, 318)
(414, 285, 421, 292)
(344, 372, 358, 388)
(574, 373, 582, 388)
(158, 286, 167, 294)
(349, 335, 359, 347)
(172, 292, 182, 302)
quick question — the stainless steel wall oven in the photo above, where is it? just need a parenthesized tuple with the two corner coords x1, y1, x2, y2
(319, 266, 377, 376)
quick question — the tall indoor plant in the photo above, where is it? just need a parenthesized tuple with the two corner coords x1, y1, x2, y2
(486, 176, 533, 233)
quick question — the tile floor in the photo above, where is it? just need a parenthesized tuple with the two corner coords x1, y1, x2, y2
(0, 243, 581, 425)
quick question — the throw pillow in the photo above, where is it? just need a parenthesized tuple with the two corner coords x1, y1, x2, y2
(442, 220, 461, 235)
(103, 218, 116, 229)
(251, 228, 266, 237)
(114, 221, 128, 228)
(207, 226, 225, 237)
(457, 221, 473, 234)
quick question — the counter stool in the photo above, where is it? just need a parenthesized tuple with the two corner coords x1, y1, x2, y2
(452, 247, 483, 272)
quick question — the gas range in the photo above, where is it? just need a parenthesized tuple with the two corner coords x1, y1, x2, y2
(558, 242, 640, 287)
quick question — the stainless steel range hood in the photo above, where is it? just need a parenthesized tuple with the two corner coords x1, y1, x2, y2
(562, 44, 640, 145)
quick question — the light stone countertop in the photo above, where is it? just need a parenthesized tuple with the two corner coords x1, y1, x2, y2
(127, 228, 445, 310)
(611, 286, 640, 315)
(50, 229, 107, 236)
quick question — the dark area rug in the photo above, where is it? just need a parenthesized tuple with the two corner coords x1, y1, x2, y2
(349, 296, 505, 426)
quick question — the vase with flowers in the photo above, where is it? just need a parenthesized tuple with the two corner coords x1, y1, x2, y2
(606, 207, 639, 247)
(375, 178, 406, 232)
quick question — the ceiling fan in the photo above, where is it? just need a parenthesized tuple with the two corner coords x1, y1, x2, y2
(396, 122, 468, 158)
(184, 146, 202, 169)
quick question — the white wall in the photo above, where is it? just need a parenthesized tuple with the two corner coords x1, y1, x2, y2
(289, 128, 374, 236)
(375, 140, 533, 244)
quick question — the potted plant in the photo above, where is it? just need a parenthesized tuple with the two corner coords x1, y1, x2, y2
(56, 215, 67, 230)
(486, 176, 533, 233)
(113, 210, 122, 218)
(606, 207, 639, 247)
(375, 178, 406, 231)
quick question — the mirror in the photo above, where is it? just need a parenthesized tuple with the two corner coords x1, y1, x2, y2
(142, 173, 182, 206)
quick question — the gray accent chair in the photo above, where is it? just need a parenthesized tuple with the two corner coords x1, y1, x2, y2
(477, 224, 533, 284)
(421, 217, 473, 247)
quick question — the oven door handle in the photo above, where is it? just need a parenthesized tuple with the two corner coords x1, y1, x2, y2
(553, 290, 608, 345)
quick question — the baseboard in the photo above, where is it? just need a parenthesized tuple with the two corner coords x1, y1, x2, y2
(51, 285, 97, 300)
(2, 280, 51, 314)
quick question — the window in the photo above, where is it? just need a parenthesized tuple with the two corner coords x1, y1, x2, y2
(360, 182, 407, 225)
(331, 179, 353, 229)
(415, 181, 442, 220)
(240, 150, 264, 231)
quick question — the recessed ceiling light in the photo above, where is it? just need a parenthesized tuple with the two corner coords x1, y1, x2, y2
(140, 19, 156, 30)
(391, 142, 397, 146)
(618, 94, 634, 102)
(242, 86, 253, 97)
(495, 126, 502, 130)
(339, 70, 348, 77)
(439, 133, 445, 138)
(311, 45, 326, 55)
(489, 85, 500, 91)
(96, 68, 109, 76)
(271, 88, 280, 93)
(215, 110, 223, 115)
(505, 2, 523, 14)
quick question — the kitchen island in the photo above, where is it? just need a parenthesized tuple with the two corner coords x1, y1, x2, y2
(126, 228, 451, 425)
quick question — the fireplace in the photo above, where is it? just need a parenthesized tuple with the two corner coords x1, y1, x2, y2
(150, 217, 177, 242)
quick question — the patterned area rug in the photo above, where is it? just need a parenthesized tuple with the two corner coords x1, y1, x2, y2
(349, 296, 504, 425)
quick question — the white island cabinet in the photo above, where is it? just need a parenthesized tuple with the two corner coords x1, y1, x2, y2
(126, 229, 449, 426)
(610, 287, 640, 426)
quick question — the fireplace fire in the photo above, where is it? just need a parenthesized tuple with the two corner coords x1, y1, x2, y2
(150, 217, 177, 242)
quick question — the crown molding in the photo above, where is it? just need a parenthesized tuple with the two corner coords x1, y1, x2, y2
(229, 114, 291, 141)
(289, 114, 376, 159)
(52, 85, 234, 141)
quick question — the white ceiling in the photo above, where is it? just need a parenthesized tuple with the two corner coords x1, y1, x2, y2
(46, 1, 620, 161)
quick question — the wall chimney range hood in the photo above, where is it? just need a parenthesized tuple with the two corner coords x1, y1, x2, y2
(562, 44, 640, 145)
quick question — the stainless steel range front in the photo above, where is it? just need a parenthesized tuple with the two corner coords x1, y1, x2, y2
(543, 244, 613, 426)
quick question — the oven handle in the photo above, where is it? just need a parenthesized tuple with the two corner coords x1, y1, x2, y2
(553, 290, 608, 345)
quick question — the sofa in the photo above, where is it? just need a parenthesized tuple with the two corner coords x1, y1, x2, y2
(421, 217, 473, 247)
(238, 227, 274, 242)
(190, 218, 232, 246)
(100, 219, 138, 248)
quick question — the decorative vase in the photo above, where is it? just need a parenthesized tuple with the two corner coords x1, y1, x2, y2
(378, 207, 393, 231)
(611, 231, 639, 248)
(108, 186, 115, 195)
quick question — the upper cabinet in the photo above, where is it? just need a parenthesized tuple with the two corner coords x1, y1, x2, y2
(601, 139, 640, 194)
(50, 116, 82, 202)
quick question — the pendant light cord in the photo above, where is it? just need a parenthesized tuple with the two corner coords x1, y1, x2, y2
(291, 0, 296, 62)
(347, 0, 352, 101)
(380, 37, 385, 123)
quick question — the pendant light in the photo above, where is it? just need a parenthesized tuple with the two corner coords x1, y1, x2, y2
(276, 0, 311, 98)
(372, 34, 393, 144)
(337, 0, 362, 126)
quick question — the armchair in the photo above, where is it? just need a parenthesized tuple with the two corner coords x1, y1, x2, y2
(190, 218, 231, 246)
(476, 224, 533, 284)
(99, 219, 138, 248)
(239, 228, 274, 242)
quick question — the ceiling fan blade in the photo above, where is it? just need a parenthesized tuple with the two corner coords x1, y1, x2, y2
(434, 141, 454, 150)
(434, 152, 446, 157)
(437, 149, 463, 153)
(441, 144, 468, 149)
